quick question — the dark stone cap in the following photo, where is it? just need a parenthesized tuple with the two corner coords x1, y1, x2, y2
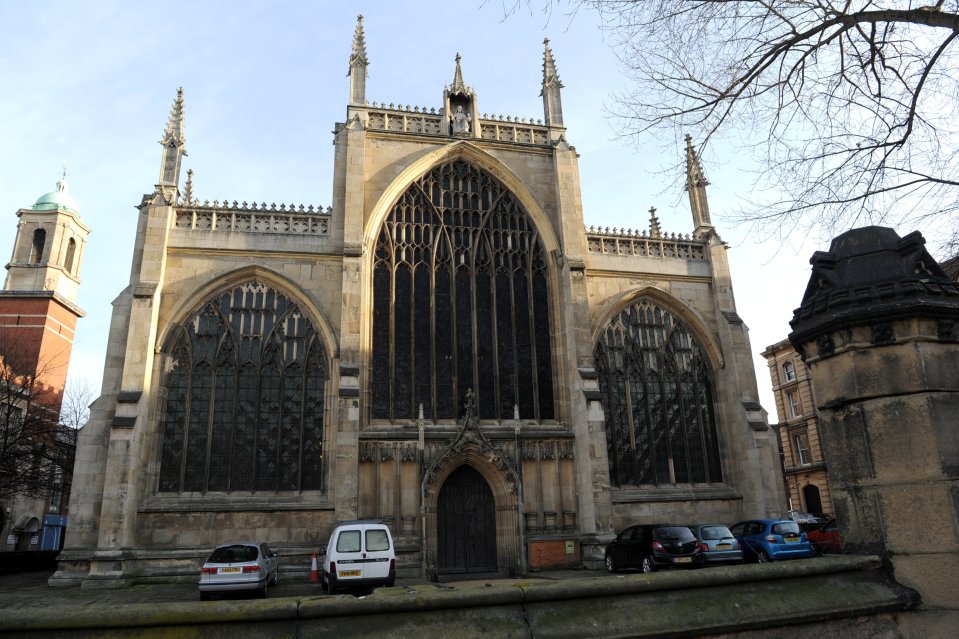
(788, 226, 959, 354)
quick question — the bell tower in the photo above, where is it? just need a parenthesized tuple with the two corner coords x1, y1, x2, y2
(0, 169, 89, 401)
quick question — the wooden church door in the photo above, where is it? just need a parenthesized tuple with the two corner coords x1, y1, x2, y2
(436, 465, 497, 574)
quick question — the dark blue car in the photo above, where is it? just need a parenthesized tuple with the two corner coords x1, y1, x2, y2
(729, 519, 815, 563)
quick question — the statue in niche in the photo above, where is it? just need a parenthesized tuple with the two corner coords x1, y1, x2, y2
(451, 105, 471, 135)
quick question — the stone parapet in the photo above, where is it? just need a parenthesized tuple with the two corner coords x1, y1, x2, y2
(585, 226, 706, 260)
(173, 203, 332, 236)
(2, 557, 920, 638)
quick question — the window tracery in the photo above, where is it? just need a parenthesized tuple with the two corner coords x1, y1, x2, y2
(594, 299, 722, 486)
(371, 159, 554, 421)
(158, 282, 327, 493)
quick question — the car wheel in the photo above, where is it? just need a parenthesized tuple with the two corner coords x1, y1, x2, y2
(200, 591, 211, 602)
(605, 554, 618, 573)
(641, 556, 655, 574)
(258, 579, 268, 598)
(271, 569, 279, 586)
(756, 549, 770, 563)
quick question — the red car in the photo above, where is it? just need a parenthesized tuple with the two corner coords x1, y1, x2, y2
(805, 519, 842, 554)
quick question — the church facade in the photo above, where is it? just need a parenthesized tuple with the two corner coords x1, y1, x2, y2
(54, 18, 782, 586)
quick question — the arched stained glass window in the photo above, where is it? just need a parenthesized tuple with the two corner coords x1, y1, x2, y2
(371, 159, 554, 421)
(594, 299, 722, 487)
(158, 282, 327, 493)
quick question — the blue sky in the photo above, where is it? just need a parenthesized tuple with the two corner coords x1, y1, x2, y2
(1, 1, 857, 417)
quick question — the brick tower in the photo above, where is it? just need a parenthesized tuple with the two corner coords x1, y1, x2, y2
(0, 170, 89, 405)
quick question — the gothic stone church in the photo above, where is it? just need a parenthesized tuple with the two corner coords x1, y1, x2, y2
(55, 19, 782, 586)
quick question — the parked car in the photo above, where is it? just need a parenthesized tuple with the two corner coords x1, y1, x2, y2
(806, 518, 842, 554)
(605, 524, 704, 573)
(729, 519, 815, 563)
(198, 541, 279, 600)
(686, 524, 744, 566)
(321, 520, 396, 594)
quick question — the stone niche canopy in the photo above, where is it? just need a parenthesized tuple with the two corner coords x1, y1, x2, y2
(789, 226, 959, 358)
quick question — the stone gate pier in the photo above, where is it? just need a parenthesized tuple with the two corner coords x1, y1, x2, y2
(789, 226, 959, 637)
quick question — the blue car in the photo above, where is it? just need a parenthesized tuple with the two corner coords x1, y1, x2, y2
(729, 519, 815, 563)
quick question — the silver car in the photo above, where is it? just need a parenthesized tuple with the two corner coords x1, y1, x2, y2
(198, 542, 279, 600)
(687, 524, 744, 566)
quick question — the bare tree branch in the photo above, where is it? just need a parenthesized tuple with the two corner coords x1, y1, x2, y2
(561, 1, 959, 252)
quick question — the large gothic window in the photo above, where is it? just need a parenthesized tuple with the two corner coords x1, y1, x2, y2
(158, 282, 327, 493)
(371, 159, 554, 421)
(594, 299, 723, 487)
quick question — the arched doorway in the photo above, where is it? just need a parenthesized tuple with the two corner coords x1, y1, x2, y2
(436, 465, 497, 574)
(803, 484, 823, 515)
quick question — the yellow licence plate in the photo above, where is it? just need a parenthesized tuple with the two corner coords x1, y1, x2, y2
(716, 544, 732, 550)
(784, 538, 799, 543)
(675, 557, 691, 563)
(338, 570, 361, 577)
(220, 567, 241, 574)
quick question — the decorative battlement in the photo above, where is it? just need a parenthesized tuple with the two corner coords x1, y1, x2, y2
(174, 201, 332, 236)
(364, 102, 551, 145)
(585, 225, 706, 260)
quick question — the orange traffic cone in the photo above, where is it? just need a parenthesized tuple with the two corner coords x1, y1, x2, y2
(309, 551, 319, 583)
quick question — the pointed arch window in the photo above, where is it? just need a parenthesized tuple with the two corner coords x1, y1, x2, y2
(30, 229, 46, 264)
(594, 299, 723, 487)
(371, 159, 554, 421)
(158, 282, 328, 493)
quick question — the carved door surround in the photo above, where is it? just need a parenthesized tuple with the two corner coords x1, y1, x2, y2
(421, 391, 524, 576)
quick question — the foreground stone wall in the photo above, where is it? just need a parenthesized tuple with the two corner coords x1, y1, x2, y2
(0, 557, 920, 639)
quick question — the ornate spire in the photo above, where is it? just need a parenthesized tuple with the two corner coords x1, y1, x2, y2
(451, 53, 467, 94)
(160, 87, 186, 148)
(540, 39, 564, 127)
(649, 207, 662, 238)
(541, 38, 563, 90)
(158, 87, 187, 188)
(349, 15, 368, 71)
(684, 134, 713, 234)
(348, 15, 369, 106)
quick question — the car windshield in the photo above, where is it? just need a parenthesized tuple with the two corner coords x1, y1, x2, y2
(772, 522, 801, 536)
(209, 545, 258, 563)
(654, 526, 696, 542)
(699, 526, 732, 540)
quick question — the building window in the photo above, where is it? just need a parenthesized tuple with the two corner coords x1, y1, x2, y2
(371, 159, 554, 421)
(794, 433, 811, 466)
(158, 282, 328, 493)
(594, 299, 723, 487)
(787, 391, 801, 418)
(64, 238, 77, 274)
(783, 361, 796, 382)
(30, 229, 46, 264)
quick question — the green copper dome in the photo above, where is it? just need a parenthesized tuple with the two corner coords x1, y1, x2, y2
(33, 177, 80, 214)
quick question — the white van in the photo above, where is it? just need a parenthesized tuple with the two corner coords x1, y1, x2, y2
(321, 520, 396, 593)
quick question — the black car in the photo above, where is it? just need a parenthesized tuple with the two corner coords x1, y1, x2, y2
(605, 524, 705, 573)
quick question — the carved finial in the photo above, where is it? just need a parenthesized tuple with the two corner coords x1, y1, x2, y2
(541, 39, 564, 126)
(685, 134, 709, 189)
(160, 87, 186, 148)
(542, 38, 563, 90)
(451, 52, 467, 94)
(649, 207, 662, 238)
(684, 134, 714, 232)
(463, 388, 476, 421)
(181, 168, 194, 205)
(349, 14, 368, 72)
